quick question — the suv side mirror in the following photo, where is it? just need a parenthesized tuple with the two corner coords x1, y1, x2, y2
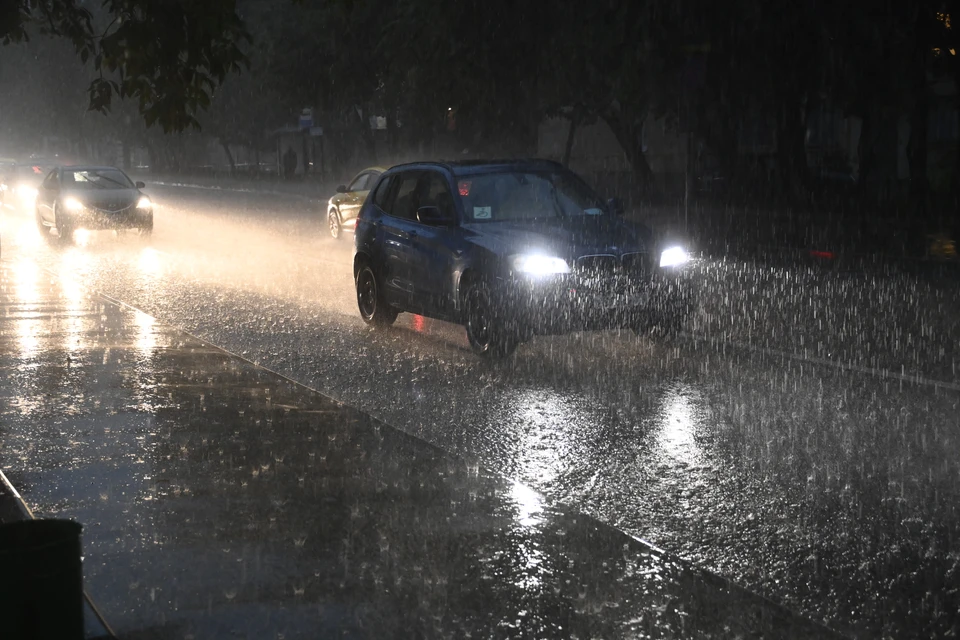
(135, 181, 145, 189)
(607, 197, 624, 215)
(336, 184, 348, 193)
(416, 206, 455, 226)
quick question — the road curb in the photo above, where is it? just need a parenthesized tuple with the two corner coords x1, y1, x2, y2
(0, 470, 117, 640)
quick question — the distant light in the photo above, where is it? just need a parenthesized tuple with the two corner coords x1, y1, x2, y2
(810, 250, 836, 259)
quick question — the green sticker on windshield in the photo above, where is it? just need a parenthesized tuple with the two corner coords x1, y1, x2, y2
(473, 206, 492, 219)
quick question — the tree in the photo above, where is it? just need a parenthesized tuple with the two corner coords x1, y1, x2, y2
(0, 0, 249, 132)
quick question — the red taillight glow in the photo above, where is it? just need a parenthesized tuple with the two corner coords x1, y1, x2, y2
(810, 250, 836, 259)
(458, 181, 471, 196)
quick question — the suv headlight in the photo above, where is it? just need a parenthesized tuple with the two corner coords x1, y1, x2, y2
(659, 246, 690, 268)
(512, 254, 571, 276)
(137, 196, 152, 209)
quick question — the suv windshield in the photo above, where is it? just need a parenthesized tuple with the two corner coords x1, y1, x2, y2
(458, 170, 606, 222)
(63, 169, 134, 190)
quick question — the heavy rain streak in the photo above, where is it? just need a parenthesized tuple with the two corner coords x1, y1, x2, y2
(0, 2, 959, 639)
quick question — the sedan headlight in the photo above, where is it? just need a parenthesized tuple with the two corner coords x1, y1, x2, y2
(512, 254, 571, 276)
(137, 196, 152, 209)
(63, 197, 85, 212)
(18, 185, 38, 202)
(659, 246, 690, 268)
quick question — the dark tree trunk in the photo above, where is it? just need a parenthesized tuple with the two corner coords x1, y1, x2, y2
(908, 8, 931, 221)
(857, 107, 874, 197)
(956, 69, 960, 202)
(908, 89, 929, 219)
(776, 92, 810, 201)
(561, 109, 581, 167)
(220, 138, 236, 177)
(386, 112, 399, 158)
(355, 107, 377, 164)
(601, 110, 653, 183)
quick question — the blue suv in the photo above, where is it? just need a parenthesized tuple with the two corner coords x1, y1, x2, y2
(353, 159, 693, 357)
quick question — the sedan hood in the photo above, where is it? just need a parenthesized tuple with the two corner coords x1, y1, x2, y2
(63, 188, 139, 211)
(461, 216, 651, 260)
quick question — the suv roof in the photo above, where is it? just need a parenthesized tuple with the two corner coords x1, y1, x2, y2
(386, 158, 566, 177)
(61, 165, 124, 172)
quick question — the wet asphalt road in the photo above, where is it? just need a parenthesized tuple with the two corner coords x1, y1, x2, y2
(2, 185, 959, 638)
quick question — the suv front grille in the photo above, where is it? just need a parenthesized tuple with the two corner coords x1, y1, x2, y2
(574, 252, 649, 292)
(620, 252, 649, 276)
(576, 254, 620, 277)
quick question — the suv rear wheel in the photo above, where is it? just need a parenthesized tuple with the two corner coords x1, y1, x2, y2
(356, 264, 398, 327)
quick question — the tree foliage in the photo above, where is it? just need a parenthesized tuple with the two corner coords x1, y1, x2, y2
(3, 0, 956, 203)
(1, 0, 249, 132)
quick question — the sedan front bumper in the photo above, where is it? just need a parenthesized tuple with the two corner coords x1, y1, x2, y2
(64, 207, 152, 230)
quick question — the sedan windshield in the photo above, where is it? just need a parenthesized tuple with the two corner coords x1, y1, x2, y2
(17, 165, 52, 184)
(63, 169, 134, 190)
(458, 170, 607, 222)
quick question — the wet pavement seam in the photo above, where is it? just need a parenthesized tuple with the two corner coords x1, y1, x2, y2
(681, 331, 960, 393)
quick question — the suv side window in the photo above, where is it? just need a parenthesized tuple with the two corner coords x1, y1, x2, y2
(387, 172, 420, 220)
(372, 175, 394, 210)
(417, 172, 456, 221)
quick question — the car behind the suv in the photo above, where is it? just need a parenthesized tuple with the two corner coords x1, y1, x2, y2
(353, 159, 693, 357)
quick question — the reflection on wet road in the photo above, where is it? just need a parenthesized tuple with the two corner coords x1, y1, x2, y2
(0, 258, 840, 639)
(2, 185, 959, 637)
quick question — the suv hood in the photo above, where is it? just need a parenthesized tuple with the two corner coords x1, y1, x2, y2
(461, 217, 651, 260)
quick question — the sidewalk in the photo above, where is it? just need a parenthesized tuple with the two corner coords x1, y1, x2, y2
(141, 170, 958, 271)
(0, 256, 843, 637)
(135, 171, 337, 204)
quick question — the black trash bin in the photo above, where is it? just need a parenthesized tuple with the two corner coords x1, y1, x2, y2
(0, 519, 85, 640)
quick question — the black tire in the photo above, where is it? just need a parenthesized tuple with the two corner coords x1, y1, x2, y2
(328, 208, 342, 239)
(138, 216, 154, 237)
(356, 264, 398, 327)
(53, 204, 74, 245)
(462, 279, 517, 358)
(35, 207, 50, 239)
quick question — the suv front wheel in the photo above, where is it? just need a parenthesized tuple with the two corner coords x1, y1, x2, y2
(462, 279, 517, 358)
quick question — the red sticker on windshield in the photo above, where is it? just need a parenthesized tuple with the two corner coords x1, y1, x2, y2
(458, 180, 471, 197)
